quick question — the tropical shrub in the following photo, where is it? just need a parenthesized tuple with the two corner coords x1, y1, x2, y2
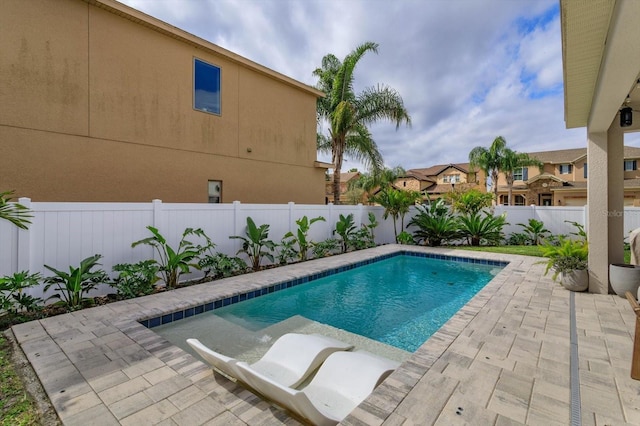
(396, 231, 414, 245)
(198, 253, 247, 279)
(132, 226, 208, 288)
(44, 254, 108, 309)
(111, 260, 159, 299)
(0, 271, 42, 314)
(334, 214, 357, 253)
(230, 217, 276, 271)
(372, 188, 421, 243)
(312, 238, 340, 258)
(446, 188, 493, 215)
(516, 219, 550, 245)
(362, 212, 379, 245)
(458, 211, 508, 246)
(277, 237, 297, 265)
(540, 238, 588, 282)
(408, 199, 459, 246)
(283, 216, 325, 261)
(506, 232, 530, 246)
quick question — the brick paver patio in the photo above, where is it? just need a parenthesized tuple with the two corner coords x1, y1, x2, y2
(10, 246, 640, 425)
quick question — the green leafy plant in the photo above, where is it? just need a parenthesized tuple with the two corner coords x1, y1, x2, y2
(396, 231, 415, 245)
(371, 188, 421, 243)
(516, 219, 550, 245)
(445, 188, 493, 215)
(43, 254, 108, 309)
(277, 237, 298, 265)
(506, 232, 530, 246)
(111, 260, 159, 299)
(0, 271, 42, 314)
(0, 190, 32, 230)
(458, 211, 508, 246)
(283, 216, 326, 261)
(334, 213, 357, 253)
(230, 217, 276, 271)
(131, 226, 208, 288)
(565, 220, 587, 241)
(408, 199, 460, 246)
(540, 238, 588, 282)
(363, 212, 379, 244)
(312, 238, 340, 258)
(198, 253, 247, 279)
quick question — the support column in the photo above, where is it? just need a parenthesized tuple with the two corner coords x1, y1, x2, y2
(587, 126, 624, 294)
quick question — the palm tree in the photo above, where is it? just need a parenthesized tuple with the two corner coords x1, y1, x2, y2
(371, 188, 420, 242)
(501, 149, 543, 205)
(314, 42, 411, 204)
(468, 136, 507, 205)
(346, 166, 406, 205)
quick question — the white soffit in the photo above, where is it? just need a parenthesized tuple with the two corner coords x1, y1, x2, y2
(561, 0, 615, 129)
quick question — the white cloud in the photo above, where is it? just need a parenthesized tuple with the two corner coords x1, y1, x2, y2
(118, 0, 640, 172)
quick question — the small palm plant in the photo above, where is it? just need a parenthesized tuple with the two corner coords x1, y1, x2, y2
(458, 211, 508, 246)
(230, 217, 276, 271)
(283, 216, 325, 261)
(334, 213, 357, 253)
(516, 219, 550, 245)
(0, 190, 32, 230)
(132, 226, 208, 288)
(408, 199, 460, 247)
(44, 254, 108, 309)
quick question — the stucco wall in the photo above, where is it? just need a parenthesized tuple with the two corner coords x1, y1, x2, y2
(0, 0, 323, 203)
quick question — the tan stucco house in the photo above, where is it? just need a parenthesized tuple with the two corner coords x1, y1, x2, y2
(325, 172, 361, 204)
(1, 0, 325, 203)
(494, 146, 640, 206)
(399, 163, 485, 199)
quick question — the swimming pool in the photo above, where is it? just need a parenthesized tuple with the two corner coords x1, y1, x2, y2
(153, 253, 502, 353)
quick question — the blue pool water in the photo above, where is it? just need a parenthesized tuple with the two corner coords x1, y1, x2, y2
(213, 255, 500, 352)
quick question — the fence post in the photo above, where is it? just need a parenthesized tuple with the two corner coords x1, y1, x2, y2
(356, 203, 363, 228)
(152, 199, 163, 229)
(233, 201, 241, 253)
(531, 203, 536, 221)
(17, 197, 32, 273)
(288, 201, 295, 233)
(327, 202, 334, 233)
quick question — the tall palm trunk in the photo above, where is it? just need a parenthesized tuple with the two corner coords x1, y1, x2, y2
(491, 170, 499, 205)
(332, 137, 345, 204)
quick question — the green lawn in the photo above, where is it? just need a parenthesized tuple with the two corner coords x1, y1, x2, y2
(453, 245, 545, 257)
(0, 335, 39, 426)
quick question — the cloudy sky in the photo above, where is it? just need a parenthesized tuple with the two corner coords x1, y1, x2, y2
(120, 0, 638, 172)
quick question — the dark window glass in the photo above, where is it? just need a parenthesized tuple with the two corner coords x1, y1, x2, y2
(194, 59, 221, 114)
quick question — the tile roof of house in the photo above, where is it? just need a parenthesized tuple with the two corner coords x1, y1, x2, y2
(327, 172, 360, 182)
(527, 145, 640, 163)
(407, 163, 474, 178)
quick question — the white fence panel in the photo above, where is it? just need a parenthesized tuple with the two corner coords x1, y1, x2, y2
(0, 220, 18, 274)
(533, 207, 586, 237)
(495, 206, 535, 237)
(624, 207, 640, 238)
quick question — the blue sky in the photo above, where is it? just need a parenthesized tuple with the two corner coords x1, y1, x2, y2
(120, 0, 639, 172)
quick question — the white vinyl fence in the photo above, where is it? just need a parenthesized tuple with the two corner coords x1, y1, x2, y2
(3, 199, 640, 301)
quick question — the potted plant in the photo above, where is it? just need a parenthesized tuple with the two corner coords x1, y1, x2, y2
(540, 238, 589, 291)
(609, 263, 640, 297)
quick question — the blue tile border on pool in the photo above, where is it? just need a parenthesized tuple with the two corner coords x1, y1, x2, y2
(139, 250, 509, 329)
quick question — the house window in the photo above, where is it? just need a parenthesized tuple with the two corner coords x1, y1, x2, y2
(443, 174, 460, 183)
(558, 164, 572, 174)
(624, 160, 637, 171)
(583, 163, 587, 178)
(514, 195, 526, 206)
(443, 175, 450, 183)
(208, 180, 222, 203)
(513, 167, 523, 181)
(194, 59, 221, 115)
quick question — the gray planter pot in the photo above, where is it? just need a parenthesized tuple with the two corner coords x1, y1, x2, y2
(609, 263, 640, 297)
(559, 268, 589, 292)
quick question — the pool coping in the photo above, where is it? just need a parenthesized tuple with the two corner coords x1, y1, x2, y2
(9, 245, 638, 425)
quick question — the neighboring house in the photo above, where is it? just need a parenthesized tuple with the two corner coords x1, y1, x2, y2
(325, 172, 361, 204)
(399, 163, 485, 199)
(494, 146, 640, 206)
(0, 0, 326, 203)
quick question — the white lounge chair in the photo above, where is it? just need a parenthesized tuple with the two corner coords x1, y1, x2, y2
(237, 350, 400, 426)
(186, 333, 353, 387)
